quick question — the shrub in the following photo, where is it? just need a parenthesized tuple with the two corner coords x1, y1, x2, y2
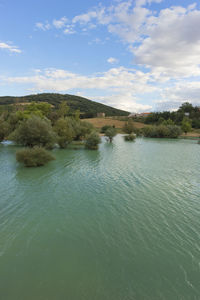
(105, 127, 117, 142)
(124, 133, 136, 141)
(85, 132, 101, 150)
(11, 116, 56, 149)
(167, 125, 182, 138)
(181, 118, 192, 134)
(16, 147, 55, 167)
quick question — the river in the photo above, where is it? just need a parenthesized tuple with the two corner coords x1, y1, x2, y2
(0, 136, 199, 300)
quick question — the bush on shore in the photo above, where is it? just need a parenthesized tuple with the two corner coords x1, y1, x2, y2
(16, 147, 55, 167)
(85, 132, 101, 150)
(142, 125, 181, 138)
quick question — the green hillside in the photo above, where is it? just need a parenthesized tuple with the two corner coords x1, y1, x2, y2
(0, 93, 129, 117)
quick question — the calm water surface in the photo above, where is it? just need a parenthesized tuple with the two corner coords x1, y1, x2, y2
(0, 136, 199, 300)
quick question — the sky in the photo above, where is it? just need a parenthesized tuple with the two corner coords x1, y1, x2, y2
(0, 0, 200, 112)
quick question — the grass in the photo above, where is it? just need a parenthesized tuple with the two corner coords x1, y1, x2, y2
(83, 117, 200, 138)
(83, 117, 147, 131)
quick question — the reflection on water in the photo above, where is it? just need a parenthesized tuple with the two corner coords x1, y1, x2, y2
(0, 136, 200, 300)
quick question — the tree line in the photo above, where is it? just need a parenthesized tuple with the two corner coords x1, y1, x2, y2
(142, 102, 200, 129)
(0, 101, 102, 167)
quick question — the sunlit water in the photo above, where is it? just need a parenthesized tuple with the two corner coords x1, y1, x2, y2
(0, 136, 200, 300)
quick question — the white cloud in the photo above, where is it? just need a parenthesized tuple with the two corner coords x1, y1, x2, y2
(135, 0, 163, 7)
(68, 1, 200, 79)
(63, 25, 76, 34)
(53, 17, 68, 29)
(107, 57, 119, 64)
(35, 22, 51, 31)
(0, 42, 21, 53)
(134, 5, 200, 77)
(72, 11, 98, 24)
(2, 66, 200, 112)
(94, 93, 152, 112)
(2, 67, 160, 112)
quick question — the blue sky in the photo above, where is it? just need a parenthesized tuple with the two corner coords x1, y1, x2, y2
(0, 0, 200, 112)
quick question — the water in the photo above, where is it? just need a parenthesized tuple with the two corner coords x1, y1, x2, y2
(0, 136, 199, 300)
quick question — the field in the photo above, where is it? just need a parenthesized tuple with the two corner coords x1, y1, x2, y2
(83, 117, 147, 130)
(83, 117, 200, 138)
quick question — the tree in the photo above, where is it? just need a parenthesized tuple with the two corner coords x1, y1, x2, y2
(178, 102, 193, 114)
(0, 119, 9, 141)
(105, 127, 117, 142)
(58, 101, 70, 118)
(123, 119, 135, 134)
(85, 132, 101, 150)
(11, 116, 56, 149)
(74, 109, 80, 121)
(181, 118, 192, 134)
(16, 147, 55, 167)
(54, 118, 75, 148)
(72, 120, 94, 140)
(101, 125, 113, 133)
(25, 102, 52, 117)
(162, 119, 174, 126)
(157, 117, 165, 125)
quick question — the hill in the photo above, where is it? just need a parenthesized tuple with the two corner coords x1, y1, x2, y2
(0, 93, 129, 117)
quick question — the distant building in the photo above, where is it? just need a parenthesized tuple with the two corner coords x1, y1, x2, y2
(184, 112, 190, 117)
(128, 113, 138, 118)
(97, 112, 105, 118)
(128, 112, 151, 118)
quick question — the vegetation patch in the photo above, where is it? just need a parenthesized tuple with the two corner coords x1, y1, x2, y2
(105, 127, 117, 142)
(124, 133, 136, 141)
(142, 125, 182, 138)
(85, 132, 101, 150)
(16, 147, 55, 167)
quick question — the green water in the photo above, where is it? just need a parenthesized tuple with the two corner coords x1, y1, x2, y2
(0, 136, 199, 300)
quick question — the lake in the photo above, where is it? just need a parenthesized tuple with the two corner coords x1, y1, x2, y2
(0, 136, 199, 300)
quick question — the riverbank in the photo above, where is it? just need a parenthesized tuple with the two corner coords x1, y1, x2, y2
(82, 117, 200, 138)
